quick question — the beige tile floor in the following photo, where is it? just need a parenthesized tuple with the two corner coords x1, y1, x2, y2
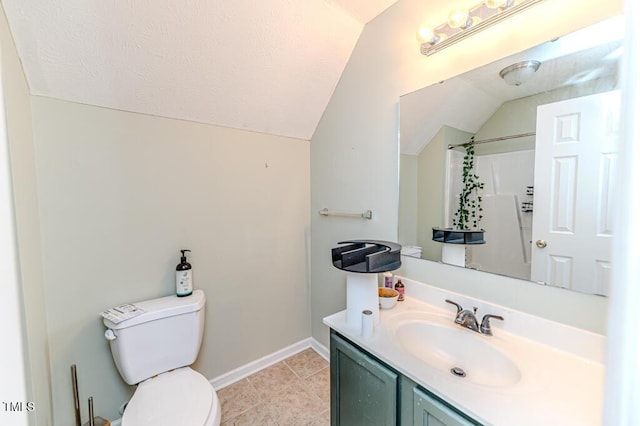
(218, 348, 330, 426)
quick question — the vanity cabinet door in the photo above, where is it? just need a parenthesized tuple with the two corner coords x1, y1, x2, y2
(413, 386, 479, 426)
(330, 331, 398, 426)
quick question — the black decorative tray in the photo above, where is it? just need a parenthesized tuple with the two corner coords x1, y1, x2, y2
(432, 228, 485, 245)
(331, 240, 402, 273)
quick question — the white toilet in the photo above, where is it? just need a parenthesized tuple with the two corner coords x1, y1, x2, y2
(103, 289, 221, 426)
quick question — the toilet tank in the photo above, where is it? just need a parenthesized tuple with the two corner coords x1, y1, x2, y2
(103, 290, 206, 385)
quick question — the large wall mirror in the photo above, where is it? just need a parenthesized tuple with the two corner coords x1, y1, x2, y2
(398, 17, 623, 296)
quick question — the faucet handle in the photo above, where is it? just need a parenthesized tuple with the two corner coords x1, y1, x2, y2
(480, 314, 504, 336)
(445, 299, 463, 315)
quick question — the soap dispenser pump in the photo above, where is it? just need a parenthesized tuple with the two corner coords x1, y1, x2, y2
(175, 249, 193, 297)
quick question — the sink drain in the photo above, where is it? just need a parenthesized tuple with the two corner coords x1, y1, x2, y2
(450, 367, 467, 378)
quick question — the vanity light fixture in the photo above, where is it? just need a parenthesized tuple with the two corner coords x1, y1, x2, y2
(417, 0, 545, 56)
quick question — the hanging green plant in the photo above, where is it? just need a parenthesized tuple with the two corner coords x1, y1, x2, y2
(453, 138, 485, 230)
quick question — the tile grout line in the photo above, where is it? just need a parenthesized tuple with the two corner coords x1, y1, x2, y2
(221, 378, 262, 424)
(282, 358, 302, 380)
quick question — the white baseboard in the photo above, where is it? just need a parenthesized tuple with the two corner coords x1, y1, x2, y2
(210, 337, 329, 390)
(111, 420, 121, 426)
(310, 337, 329, 361)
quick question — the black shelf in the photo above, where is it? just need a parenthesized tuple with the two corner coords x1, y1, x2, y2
(331, 240, 402, 273)
(432, 228, 485, 245)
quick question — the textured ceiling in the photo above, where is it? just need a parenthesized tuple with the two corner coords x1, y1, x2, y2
(2, 0, 397, 140)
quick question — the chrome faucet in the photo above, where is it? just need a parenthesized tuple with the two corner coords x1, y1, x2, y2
(445, 299, 503, 335)
(480, 314, 504, 336)
(445, 299, 479, 332)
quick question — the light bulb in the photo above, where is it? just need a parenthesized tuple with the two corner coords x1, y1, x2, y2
(485, 0, 514, 9)
(485, 0, 504, 8)
(448, 8, 471, 29)
(416, 27, 437, 44)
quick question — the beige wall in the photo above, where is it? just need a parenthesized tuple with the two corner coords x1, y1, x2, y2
(398, 154, 417, 246)
(1, 6, 53, 426)
(30, 97, 310, 424)
(310, 0, 622, 347)
(416, 127, 445, 260)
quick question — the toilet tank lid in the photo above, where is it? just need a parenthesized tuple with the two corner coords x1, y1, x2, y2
(103, 289, 205, 330)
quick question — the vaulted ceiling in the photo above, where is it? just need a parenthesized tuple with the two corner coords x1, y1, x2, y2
(2, 0, 398, 140)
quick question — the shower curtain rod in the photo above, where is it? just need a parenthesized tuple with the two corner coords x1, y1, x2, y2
(447, 131, 536, 150)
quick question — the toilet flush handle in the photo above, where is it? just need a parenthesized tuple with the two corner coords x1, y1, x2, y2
(104, 329, 117, 341)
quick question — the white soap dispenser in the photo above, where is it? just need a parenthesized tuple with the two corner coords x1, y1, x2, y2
(175, 249, 193, 297)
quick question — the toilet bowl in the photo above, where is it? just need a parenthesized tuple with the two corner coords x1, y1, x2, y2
(122, 368, 220, 426)
(103, 290, 220, 425)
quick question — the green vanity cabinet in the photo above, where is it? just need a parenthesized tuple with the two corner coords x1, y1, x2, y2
(330, 330, 482, 426)
(330, 330, 398, 425)
(412, 386, 478, 426)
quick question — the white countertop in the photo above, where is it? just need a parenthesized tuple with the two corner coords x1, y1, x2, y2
(323, 276, 605, 426)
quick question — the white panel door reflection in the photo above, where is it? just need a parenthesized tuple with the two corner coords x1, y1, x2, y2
(531, 90, 620, 295)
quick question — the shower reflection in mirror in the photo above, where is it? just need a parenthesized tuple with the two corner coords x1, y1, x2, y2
(398, 16, 623, 295)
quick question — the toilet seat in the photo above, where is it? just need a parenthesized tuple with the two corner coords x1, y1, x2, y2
(122, 367, 220, 426)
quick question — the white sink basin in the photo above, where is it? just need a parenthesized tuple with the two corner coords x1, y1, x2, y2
(395, 320, 521, 387)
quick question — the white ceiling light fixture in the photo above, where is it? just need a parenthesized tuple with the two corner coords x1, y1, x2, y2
(499, 60, 542, 86)
(417, 0, 546, 56)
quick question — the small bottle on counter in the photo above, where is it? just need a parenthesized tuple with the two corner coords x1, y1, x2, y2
(395, 279, 405, 301)
(383, 272, 393, 288)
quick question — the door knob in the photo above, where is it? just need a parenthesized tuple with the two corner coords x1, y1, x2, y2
(535, 239, 547, 248)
